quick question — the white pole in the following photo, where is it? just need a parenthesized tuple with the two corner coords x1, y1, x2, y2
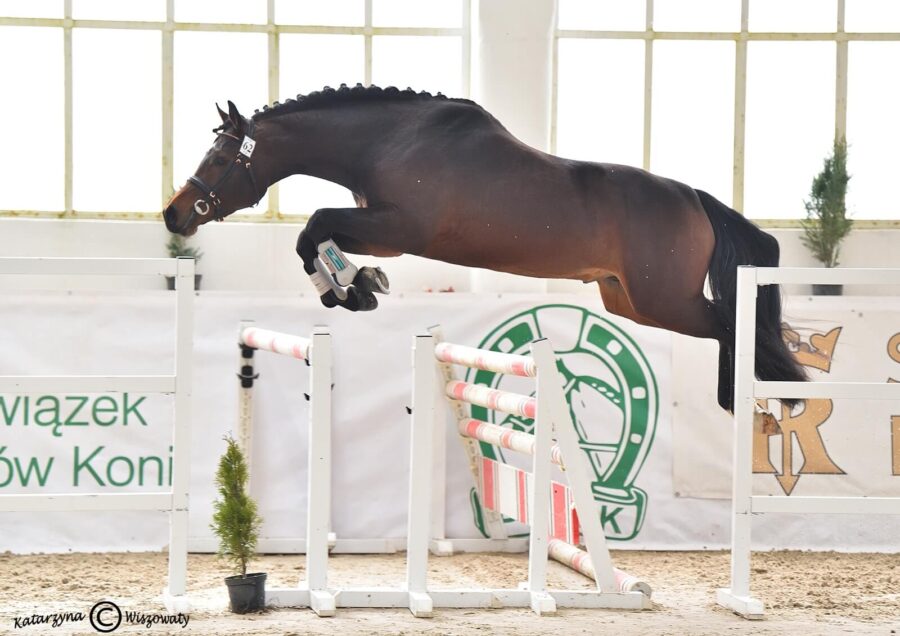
(525, 339, 557, 615)
(429, 327, 510, 549)
(306, 328, 335, 616)
(730, 266, 758, 597)
(426, 326, 448, 548)
(716, 266, 765, 618)
(237, 320, 256, 491)
(532, 339, 618, 592)
(405, 335, 437, 617)
(165, 257, 194, 611)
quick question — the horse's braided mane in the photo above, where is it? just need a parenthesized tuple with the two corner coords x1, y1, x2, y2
(251, 83, 480, 121)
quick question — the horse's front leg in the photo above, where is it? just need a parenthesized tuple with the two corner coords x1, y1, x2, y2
(296, 205, 425, 311)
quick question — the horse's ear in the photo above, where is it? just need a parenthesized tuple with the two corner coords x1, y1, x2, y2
(227, 100, 244, 134)
(216, 102, 229, 124)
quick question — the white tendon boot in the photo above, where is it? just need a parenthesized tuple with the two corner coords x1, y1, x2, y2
(309, 239, 358, 301)
(317, 239, 359, 287)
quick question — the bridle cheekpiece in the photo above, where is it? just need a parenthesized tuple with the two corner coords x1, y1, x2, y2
(177, 119, 262, 233)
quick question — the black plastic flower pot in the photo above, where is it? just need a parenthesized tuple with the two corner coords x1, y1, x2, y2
(165, 274, 202, 291)
(225, 572, 267, 613)
(812, 283, 843, 296)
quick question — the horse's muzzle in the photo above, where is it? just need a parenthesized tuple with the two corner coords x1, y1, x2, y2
(163, 205, 180, 233)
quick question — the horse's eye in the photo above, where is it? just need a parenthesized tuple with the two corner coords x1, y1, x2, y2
(213, 157, 227, 167)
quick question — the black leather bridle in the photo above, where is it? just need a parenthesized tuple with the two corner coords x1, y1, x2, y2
(175, 120, 262, 234)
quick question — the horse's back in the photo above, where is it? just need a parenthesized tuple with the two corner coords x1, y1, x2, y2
(555, 162, 716, 296)
(362, 101, 714, 284)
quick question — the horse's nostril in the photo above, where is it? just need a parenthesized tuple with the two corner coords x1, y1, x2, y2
(164, 205, 178, 231)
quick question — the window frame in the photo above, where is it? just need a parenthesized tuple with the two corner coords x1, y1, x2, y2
(552, 0, 900, 228)
(0, 0, 471, 223)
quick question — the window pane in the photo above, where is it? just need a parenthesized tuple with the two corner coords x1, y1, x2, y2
(373, 0, 462, 28)
(749, 0, 837, 32)
(847, 43, 900, 220)
(175, 0, 266, 24)
(280, 35, 364, 98)
(275, 0, 363, 26)
(556, 39, 644, 167)
(651, 41, 734, 202)
(557, 0, 645, 31)
(73, 0, 165, 21)
(73, 29, 160, 212)
(845, 0, 900, 32)
(371, 36, 462, 96)
(279, 35, 365, 214)
(174, 32, 269, 213)
(0, 0, 60, 18)
(654, 0, 740, 32)
(0, 27, 63, 211)
(744, 42, 835, 219)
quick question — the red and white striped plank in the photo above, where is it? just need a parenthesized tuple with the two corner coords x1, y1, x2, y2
(434, 342, 537, 377)
(241, 326, 310, 361)
(446, 381, 536, 418)
(548, 539, 652, 598)
(458, 419, 563, 467)
(480, 458, 577, 544)
(550, 482, 579, 546)
(481, 457, 530, 524)
(478, 459, 651, 595)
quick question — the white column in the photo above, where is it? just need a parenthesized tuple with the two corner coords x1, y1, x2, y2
(470, 0, 557, 294)
(474, 0, 556, 150)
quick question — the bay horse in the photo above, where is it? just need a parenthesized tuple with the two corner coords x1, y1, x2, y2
(163, 84, 806, 411)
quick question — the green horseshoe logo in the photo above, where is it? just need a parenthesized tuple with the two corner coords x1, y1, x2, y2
(466, 304, 659, 541)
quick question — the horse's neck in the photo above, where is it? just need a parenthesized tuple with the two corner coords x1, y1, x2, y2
(260, 108, 393, 192)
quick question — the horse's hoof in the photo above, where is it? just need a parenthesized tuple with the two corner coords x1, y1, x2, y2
(346, 286, 378, 312)
(353, 266, 390, 295)
(319, 290, 340, 308)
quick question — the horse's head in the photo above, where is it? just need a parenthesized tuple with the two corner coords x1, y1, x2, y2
(163, 101, 263, 236)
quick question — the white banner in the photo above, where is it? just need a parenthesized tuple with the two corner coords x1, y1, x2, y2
(1, 292, 898, 553)
(673, 297, 900, 500)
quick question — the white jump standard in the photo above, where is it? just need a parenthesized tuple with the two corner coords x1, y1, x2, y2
(406, 333, 652, 616)
(717, 266, 900, 619)
(0, 257, 194, 613)
(234, 323, 336, 617)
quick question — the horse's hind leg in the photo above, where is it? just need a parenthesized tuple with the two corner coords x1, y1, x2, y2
(597, 277, 663, 329)
(622, 274, 735, 409)
(648, 293, 736, 411)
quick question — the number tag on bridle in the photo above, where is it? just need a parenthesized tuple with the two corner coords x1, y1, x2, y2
(240, 136, 256, 158)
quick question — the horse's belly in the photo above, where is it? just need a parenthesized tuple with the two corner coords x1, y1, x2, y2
(423, 229, 609, 282)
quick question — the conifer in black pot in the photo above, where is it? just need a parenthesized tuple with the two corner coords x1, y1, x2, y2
(211, 436, 265, 613)
(801, 139, 852, 295)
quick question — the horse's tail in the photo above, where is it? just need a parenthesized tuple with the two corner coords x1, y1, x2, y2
(695, 189, 806, 409)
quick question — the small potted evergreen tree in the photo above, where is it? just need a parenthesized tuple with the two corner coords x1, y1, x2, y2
(165, 234, 203, 290)
(211, 436, 266, 613)
(801, 138, 852, 295)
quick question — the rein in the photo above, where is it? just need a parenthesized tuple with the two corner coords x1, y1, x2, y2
(175, 120, 262, 233)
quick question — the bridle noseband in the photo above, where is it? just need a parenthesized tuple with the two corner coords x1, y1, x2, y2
(176, 120, 262, 233)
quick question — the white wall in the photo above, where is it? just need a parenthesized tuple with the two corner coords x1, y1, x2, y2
(1, 218, 897, 297)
